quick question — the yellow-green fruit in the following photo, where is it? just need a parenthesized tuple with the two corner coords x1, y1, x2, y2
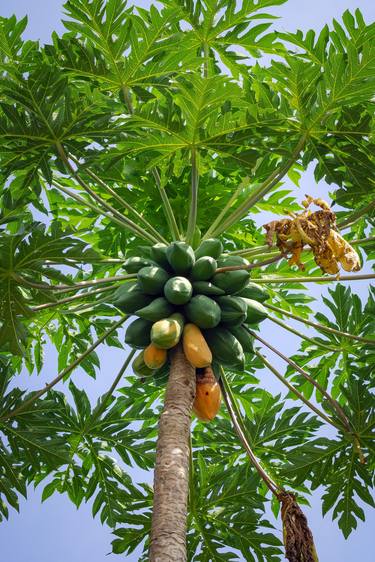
(151, 313, 184, 349)
(183, 323, 212, 368)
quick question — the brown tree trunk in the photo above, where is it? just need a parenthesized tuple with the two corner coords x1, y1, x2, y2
(150, 343, 196, 561)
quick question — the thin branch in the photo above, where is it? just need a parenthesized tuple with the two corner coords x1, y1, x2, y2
(186, 147, 199, 245)
(228, 235, 374, 259)
(203, 42, 210, 79)
(253, 272, 375, 284)
(122, 85, 134, 114)
(1, 316, 127, 421)
(65, 295, 110, 314)
(351, 236, 375, 246)
(210, 134, 308, 237)
(44, 257, 124, 265)
(14, 272, 136, 293)
(55, 143, 158, 243)
(53, 179, 149, 238)
(203, 178, 249, 240)
(69, 154, 167, 244)
(247, 329, 351, 431)
(268, 314, 341, 353)
(338, 200, 375, 229)
(264, 303, 375, 345)
(88, 348, 136, 427)
(215, 254, 283, 273)
(31, 285, 116, 312)
(220, 369, 281, 496)
(151, 168, 181, 240)
(254, 350, 340, 429)
(229, 244, 271, 257)
(119, 89, 180, 240)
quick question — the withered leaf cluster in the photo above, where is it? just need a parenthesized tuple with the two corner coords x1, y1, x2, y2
(264, 196, 361, 274)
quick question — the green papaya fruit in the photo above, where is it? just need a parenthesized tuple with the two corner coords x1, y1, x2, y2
(113, 282, 153, 313)
(151, 312, 185, 349)
(212, 270, 250, 294)
(217, 254, 249, 267)
(137, 266, 169, 295)
(203, 327, 245, 369)
(125, 318, 152, 348)
(195, 238, 223, 259)
(166, 241, 195, 274)
(150, 243, 171, 270)
(190, 256, 217, 281)
(123, 256, 155, 273)
(227, 325, 254, 353)
(236, 282, 270, 303)
(192, 281, 225, 296)
(164, 276, 193, 305)
(184, 295, 221, 329)
(240, 298, 268, 324)
(136, 297, 175, 322)
(216, 296, 247, 326)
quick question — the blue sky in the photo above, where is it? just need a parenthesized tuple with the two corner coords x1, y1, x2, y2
(0, 1, 374, 561)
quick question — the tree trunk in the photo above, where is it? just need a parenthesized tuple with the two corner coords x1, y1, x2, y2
(150, 343, 196, 561)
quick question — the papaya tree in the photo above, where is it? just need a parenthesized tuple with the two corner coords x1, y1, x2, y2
(0, 1, 374, 561)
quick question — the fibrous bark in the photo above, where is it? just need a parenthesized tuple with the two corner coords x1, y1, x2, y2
(150, 343, 196, 561)
(279, 492, 319, 562)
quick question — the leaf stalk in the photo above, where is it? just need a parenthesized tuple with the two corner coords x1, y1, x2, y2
(220, 369, 282, 496)
(1, 316, 127, 421)
(247, 329, 351, 432)
(264, 303, 375, 345)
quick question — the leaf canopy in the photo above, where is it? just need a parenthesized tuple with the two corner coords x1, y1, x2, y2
(0, 0, 374, 559)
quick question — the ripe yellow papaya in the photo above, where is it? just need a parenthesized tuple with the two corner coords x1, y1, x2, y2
(143, 343, 167, 369)
(193, 367, 221, 422)
(183, 324, 212, 368)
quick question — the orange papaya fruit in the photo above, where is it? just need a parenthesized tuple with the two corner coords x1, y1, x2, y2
(193, 367, 221, 422)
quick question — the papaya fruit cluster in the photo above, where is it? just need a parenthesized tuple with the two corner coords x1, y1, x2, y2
(113, 238, 270, 418)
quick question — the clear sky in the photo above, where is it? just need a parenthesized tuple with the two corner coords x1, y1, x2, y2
(0, 1, 374, 562)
